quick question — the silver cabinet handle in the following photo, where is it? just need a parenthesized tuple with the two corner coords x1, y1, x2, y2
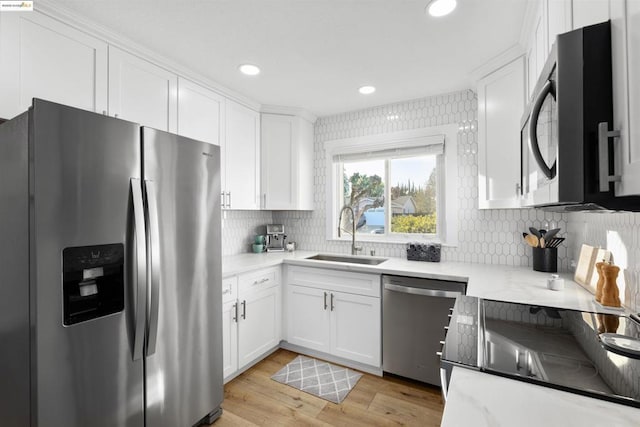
(222, 288, 232, 295)
(130, 178, 147, 362)
(144, 180, 161, 357)
(227, 191, 232, 208)
(241, 300, 246, 319)
(384, 283, 463, 299)
(330, 293, 335, 311)
(232, 302, 238, 322)
(323, 292, 328, 310)
(221, 191, 225, 208)
(263, 193, 267, 209)
(436, 351, 443, 357)
(598, 121, 622, 192)
(252, 277, 270, 286)
(114, 113, 119, 118)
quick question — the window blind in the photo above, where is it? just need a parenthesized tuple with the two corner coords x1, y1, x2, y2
(332, 135, 444, 163)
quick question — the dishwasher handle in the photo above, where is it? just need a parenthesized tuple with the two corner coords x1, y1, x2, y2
(384, 282, 462, 299)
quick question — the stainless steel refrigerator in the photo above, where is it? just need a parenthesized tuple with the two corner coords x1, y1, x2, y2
(0, 99, 223, 426)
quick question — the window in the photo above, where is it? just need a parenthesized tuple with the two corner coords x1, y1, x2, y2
(325, 126, 458, 245)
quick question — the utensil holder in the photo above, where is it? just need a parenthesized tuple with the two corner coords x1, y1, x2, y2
(532, 247, 557, 272)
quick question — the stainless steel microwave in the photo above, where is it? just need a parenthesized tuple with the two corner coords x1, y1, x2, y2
(520, 21, 640, 212)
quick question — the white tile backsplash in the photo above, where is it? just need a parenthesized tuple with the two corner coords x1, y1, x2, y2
(223, 89, 640, 312)
(567, 212, 640, 311)
(273, 90, 570, 270)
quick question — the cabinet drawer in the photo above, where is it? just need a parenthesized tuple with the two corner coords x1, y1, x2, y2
(287, 266, 380, 297)
(238, 266, 281, 295)
(222, 276, 238, 303)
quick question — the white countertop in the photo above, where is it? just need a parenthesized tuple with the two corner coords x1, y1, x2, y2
(441, 367, 640, 427)
(223, 251, 627, 315)
(222, 251, 638, 422)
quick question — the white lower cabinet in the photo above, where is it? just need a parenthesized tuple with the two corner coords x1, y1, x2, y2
(286, 268, 381, 368)
(222, 267, 281, 382)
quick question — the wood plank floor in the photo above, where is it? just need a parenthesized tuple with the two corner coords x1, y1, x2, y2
(214, 349, 444, 426)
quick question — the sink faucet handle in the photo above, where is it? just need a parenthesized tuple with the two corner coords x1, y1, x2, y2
(370, 249, 376, 256)
(354, 245, 363, 254)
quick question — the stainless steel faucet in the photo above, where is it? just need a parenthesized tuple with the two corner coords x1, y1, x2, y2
(338, 206, 362, 255)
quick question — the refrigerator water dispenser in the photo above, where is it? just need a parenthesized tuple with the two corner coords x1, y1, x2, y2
(62, 244, 125, 325)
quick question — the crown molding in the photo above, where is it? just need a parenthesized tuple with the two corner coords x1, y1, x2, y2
(34, 0, 262, 111)
(260, 105, 317, 123)
(469, 44, 525, 83)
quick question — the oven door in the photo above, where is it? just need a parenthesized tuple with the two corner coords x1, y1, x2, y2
(521, 67, 559, 206)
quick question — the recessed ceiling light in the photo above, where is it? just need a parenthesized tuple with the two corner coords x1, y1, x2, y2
(358, 86, 376, 95)
(427, 0, 457, 17)
(239, 64, 261, 76)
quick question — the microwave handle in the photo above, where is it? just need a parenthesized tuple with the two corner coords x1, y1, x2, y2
(528, 79, 557, 180)
(598, 122, 621, 192)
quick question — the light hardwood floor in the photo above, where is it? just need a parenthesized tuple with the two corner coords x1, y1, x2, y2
(214, 349, 444, 426)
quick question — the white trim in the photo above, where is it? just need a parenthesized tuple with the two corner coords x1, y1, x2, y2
(470, 44, 525, 83)
(260, 105, 317, 124)
(34, 0, 261, 111)
(324, 125, 458, 246)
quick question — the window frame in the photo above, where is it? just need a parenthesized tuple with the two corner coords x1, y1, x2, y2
(324, 125, 459, 246)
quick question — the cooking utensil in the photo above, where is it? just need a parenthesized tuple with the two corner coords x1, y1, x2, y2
(544, 228, 561, 241)
(529, 227, 541, 238)
(540, 237, 546, 248)
(522, 232, 529, 239)
(525, 234, 539, 247)
(547, 237, 565, 248)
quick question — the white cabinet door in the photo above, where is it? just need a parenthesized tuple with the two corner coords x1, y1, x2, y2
(222, 299, 238, 381)
(224, 100, 260, 209)
(238, 286, 280, 369)
(0, 11, 107, 119)
(330, 292, 381, 367)
(261, 114, 314, 210)
(526, 3, 546, 98)
(477, 57, 526, 209)
(108, 46, 177, 132)
(573, 0, 610, 28)
(177, 78, 225, 146)
(286, 285, 331, 353)
(611, 0, 640, 196)
(546, 0, 573, 51)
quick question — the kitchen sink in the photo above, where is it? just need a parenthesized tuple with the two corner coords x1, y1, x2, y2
(305, 254, 388, 265)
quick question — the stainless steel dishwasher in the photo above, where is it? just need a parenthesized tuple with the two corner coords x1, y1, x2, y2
(382, 275, 466, 386)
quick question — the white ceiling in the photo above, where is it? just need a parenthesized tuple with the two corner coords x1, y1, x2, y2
(52, 0, 529, 117)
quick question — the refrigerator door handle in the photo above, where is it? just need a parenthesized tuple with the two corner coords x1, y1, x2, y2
(144, 179, 161, 357)
(131, 178, 147, 361)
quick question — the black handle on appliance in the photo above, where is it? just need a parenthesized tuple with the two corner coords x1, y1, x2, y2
(528, 79, 557, 180)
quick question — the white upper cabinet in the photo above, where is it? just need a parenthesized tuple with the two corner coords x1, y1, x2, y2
(108, 46, 177, 132)
(477, 57, 526, 209)
(224, 100, 260, 210)
(0, 11, 107, 119)
(572, 0, 610, 28)
(261, 114, 314, 210)
(177, 78, 225, 146)
(546, 0, 572, 51)
(610, 0, 640, 196)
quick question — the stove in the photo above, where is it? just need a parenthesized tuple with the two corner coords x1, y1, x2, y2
(440, 296, 640, 408)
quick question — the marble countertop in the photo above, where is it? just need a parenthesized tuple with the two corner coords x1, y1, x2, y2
(441, 367, 640, 426)
(223, 251, 627, 315)
(222, 251, 638, 422)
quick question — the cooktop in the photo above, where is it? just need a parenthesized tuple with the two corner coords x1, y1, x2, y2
(441, 296, 640, 408)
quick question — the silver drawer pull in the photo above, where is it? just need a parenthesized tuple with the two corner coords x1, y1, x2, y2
(252, 277, 270, 285)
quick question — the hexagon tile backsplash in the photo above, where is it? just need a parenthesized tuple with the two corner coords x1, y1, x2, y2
(223, 89, 640, 312)
(272, 89, 569, 270)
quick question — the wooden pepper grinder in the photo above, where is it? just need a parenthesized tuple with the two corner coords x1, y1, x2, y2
(594, 261, 607, 302)
(600, 263, 621, 307)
